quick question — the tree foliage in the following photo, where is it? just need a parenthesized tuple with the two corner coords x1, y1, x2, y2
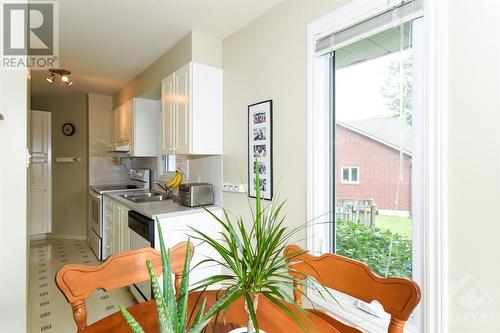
(380, 57, 413, 125)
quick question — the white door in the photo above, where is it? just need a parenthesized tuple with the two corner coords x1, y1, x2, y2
(29, 111, 51, 236)
(175, 63, 191, 154)
(161, 73, 176, 154)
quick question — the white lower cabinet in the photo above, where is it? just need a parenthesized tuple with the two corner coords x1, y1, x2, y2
(155, 209, 223, 288)
(104, 197, 130, 258)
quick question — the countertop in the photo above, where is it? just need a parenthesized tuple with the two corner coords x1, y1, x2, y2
(104, 190, 221, 219)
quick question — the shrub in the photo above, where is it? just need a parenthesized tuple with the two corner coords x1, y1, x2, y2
(335, 221, 412, 278)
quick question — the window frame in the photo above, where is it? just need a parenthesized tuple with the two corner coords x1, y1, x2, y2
(340, 166, 360, 184)
(306, 1, 449, 332)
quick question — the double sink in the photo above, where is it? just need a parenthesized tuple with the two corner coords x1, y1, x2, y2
(119, 192, 172, 203)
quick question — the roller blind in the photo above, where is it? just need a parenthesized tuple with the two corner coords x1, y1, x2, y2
(315, 0, 423, 56)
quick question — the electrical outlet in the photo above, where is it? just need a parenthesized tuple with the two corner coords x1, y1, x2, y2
(223, 183, 247, 193)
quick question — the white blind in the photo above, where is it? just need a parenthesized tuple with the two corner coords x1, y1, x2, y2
(315, 0, 423, 56)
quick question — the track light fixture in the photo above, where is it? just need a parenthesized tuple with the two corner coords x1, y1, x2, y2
(46, 73, 55, 83)
(46, 68, 74, 87)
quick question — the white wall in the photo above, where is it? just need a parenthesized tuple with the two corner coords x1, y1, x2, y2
(447, 1, 500, 331)
(222, 0, 349, 244)
(0, 70, 28, 332)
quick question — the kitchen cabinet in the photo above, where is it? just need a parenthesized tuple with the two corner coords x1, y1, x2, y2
(104, 197, 130, 258)
(161, 62, 222, 155)
(155, 209, 223, 288)
(114, 101, 131, 147)
(113, 97, 159, 157)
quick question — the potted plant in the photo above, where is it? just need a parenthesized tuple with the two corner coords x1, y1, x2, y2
(189, 158, 315, 333)
(120, 221, 238, 333)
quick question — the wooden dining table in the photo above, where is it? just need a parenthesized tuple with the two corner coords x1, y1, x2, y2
(82, 291, 340, 333)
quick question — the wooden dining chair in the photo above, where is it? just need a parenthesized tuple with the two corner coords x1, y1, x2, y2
(56, 242, 193, 332)
(284, 245, 421, 333)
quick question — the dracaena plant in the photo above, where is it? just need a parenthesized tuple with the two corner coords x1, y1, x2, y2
(189, 157, 317, 333)
(120, 221, 237, 333)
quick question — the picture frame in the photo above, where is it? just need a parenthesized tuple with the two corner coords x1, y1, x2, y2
(248, 100, 273, 200)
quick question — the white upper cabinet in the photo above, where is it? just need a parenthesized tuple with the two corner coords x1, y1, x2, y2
(162, 73, 176, 153)
(161, 62, 222, 155)
(114, 97, 159, 157)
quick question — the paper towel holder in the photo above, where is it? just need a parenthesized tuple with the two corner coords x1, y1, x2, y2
(56, 157, 80, 163)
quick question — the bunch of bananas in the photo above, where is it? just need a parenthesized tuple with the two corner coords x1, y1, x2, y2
(164, 170, 184, 189)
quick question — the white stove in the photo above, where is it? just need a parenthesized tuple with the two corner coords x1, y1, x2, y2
(90, 183, 140, 194)
(88, 169, 150, 260)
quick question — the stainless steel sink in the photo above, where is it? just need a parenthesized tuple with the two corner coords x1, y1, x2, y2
(119, 192, 172, 203)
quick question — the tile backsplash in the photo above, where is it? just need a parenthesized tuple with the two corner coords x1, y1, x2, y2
(89, 157, 129, 185)
(131, 157, 159, 183)
(184, 155, 223, 205)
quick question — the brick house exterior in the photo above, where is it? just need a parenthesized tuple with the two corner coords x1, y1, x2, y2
(336, 119, 412, 213)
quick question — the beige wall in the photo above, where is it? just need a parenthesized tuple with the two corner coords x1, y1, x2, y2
(192, 30, 223, 69)
(222, 1, 348, 245)
(32, 93, 88, 239)
(0, 70, 28, 332)
(113, 30, 222, 109)
(224, 0, 500, 331)
(447, 1, 500, 331)
(113, 32, 193, 108)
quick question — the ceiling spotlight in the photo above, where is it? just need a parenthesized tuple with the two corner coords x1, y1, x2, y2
(46, 68, 74, 87)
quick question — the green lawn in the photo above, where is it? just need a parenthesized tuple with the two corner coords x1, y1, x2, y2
(375, 215, 412, 239)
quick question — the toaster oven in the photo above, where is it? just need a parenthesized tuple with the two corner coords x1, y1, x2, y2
(177, 183, 214, 207)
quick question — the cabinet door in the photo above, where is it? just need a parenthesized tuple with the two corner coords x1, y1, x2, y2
(114, 205, 123, 254)
(30, 187, 47, 235)
(161, 74, 176, 154)
(156, 210, 223, 288)
(113, 107, 120, 145)
(120, 206, 130, 252)
(175, 63, 191, 154)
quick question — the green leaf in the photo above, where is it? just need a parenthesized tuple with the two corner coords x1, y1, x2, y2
(119, 306, 146, 333)
(147, 260, 174, 333)
(176, 239, 192, 332)
(244, 294, 259, 333)
(156, 219, 177, 322)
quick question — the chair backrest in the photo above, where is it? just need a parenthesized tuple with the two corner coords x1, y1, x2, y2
(56, 242, 193, 332)
(284, 245, 421, 333)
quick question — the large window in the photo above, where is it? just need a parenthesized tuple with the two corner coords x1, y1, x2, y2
(331, 19, 419, 279)
(308, 1, 447, 331)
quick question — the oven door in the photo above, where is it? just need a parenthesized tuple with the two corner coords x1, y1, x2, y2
(89, 190, 102, 237)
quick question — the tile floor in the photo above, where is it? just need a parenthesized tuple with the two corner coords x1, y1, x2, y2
(29, 238, 137, 333)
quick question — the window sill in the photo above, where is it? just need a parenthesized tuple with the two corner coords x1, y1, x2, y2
(308, 292, 417, 333)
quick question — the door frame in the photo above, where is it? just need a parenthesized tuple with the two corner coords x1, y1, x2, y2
(30, 110, 52, 235)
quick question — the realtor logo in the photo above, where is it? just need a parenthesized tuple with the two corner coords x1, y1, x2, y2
(1, 2, 59, 69)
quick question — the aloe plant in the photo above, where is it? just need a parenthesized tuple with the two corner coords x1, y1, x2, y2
(189, 157, 315, 333)
(120, 220, 238, 333)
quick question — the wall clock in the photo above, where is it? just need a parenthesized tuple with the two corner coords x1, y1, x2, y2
(62, 123, 75, 136)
